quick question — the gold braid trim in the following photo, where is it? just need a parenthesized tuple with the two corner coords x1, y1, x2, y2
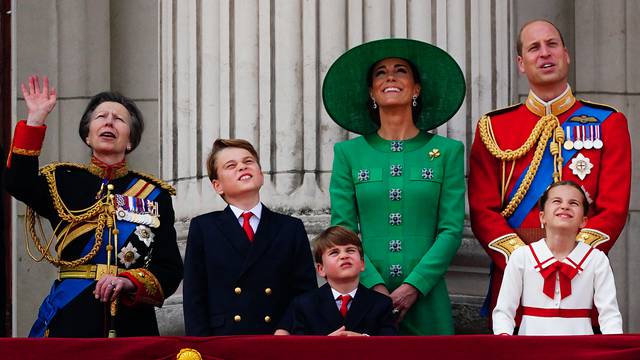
(488, 233, 526, 262)
(479, 114, 564, 218)
(12, 147, 41, 156)
(25, 163, 116, 267)
(577, 228, 610, 248)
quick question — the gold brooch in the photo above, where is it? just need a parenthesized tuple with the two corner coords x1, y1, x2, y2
(177, 348, 202, 360)
(428, 149, 440, 160)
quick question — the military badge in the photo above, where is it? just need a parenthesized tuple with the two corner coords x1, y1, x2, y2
(568, 115, 598, 124)
(573, 126, 584, 150)
(569, 153, 593, 180)
(114, 194, 160, 228)
(118, 243, 141, 268)
(135, 225, 155, 247)
(593, 125, 603, 149)
(563, 125, 574, 150)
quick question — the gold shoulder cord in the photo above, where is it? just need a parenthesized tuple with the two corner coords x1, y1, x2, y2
(25, 163, 117, 267)
(479, 114, 564, 218)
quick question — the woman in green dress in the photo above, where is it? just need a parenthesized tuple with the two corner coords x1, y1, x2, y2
(325, 39, 466, 335)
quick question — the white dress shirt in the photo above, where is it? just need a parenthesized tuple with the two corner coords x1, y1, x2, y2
(229, 202, 262, 234)
(331, 286, 358, 311)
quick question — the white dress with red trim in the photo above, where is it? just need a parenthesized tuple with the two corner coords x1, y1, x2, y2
(493, 239, 622, 335)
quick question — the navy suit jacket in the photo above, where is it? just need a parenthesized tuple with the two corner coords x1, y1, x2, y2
(278, 283, 398, 335)
(183, 205, 317, 335)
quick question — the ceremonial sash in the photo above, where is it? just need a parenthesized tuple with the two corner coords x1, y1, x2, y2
(29, 178, 161, 337)
(506, 104, 613, 228)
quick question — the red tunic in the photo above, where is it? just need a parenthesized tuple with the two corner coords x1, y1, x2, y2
(468, 95, 631, 321)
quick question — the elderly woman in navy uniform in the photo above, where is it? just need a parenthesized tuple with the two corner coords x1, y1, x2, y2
(5, 75, 183, 337)
(325, 39, 466, 335)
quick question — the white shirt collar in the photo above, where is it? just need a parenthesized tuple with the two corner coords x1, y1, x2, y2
(229, 202, 263, 220)
(331, 286, 358, 300)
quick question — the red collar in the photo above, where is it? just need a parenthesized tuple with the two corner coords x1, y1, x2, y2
(87, 155, 128, 180)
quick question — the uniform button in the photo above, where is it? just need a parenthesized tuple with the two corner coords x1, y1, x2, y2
(264, 288, 272, 295)
(234, 287, 242, 295)
(234, 315, 241, 323)
(264, 316, 271, 323)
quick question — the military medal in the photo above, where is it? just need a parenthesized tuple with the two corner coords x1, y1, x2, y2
(118, 243, 141, 268)
(113, 194, 161, 228)
(593, 125, 603, 149)
(573, 126, 583, 150)
(583, 125, 594, 149)
(563, 125, 574, 150)
(569, 153, 593, 180)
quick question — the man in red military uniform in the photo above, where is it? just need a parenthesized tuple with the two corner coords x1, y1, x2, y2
(468, 19, 631, 325)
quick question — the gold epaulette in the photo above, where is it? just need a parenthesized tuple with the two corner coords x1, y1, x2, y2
(488, 233, 526, 262)
(578, 99, 619, 113)
(482, 103, 522, 118)
(577, 228, 610, 248)
(129, 170, 176, 195)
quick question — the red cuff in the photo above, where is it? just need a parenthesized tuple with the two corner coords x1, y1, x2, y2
(12, 120, 46, 153)
(7, 120, 47, 167)
(118, 268, 164, 307)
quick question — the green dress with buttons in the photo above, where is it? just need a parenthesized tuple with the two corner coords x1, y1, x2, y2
(330, 131, 465, 335)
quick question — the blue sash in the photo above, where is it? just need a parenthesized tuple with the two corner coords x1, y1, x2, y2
(29, 179, 161, 337)
(505, 105, 613, 228)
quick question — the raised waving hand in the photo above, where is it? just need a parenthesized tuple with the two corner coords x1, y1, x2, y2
(21, 75, 57, 126)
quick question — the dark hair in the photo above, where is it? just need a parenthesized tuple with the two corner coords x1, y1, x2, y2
(78, 92, 144, 153)
(539, 180, 589, 214)
(517, 19, 566, 57)
(312, 226, 363, 264)
(366, 57, 423, 128)
(206, 138, 261, 181)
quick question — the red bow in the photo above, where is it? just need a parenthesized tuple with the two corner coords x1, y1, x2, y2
(539, 261, 579, 300)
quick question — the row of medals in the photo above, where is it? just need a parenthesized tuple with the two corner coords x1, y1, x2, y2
(563, 124, 603, 151)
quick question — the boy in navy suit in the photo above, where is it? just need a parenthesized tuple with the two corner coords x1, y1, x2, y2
(275, 226, 397, 336)
(183, 139, 317, 335)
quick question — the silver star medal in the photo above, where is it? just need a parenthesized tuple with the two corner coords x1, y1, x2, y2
(118, 243, 141, 268)
(135, 225, 155, 247)
(569, 153, 593, 180)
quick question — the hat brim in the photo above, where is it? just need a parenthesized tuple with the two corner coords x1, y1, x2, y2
(322, 38, 466, 135)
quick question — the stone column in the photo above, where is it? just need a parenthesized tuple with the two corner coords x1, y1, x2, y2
(160, 0, 511, 334)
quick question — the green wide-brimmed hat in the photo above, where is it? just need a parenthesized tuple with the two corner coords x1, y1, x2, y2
(322, 38, 466, 135)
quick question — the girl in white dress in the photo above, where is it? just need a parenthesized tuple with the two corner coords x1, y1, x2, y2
(493, 181, 622, 335)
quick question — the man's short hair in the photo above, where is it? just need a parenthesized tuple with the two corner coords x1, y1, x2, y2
(516, 19, 566, 56)
(312, 226, 364, 264)
(206, 138, 260, 181)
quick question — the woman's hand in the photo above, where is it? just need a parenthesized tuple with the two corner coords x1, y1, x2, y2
(21, 75, 57, 126)
(372, 284, 390, 296)
(94, 275, 136, 303)
(389, 283, 420, 322)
